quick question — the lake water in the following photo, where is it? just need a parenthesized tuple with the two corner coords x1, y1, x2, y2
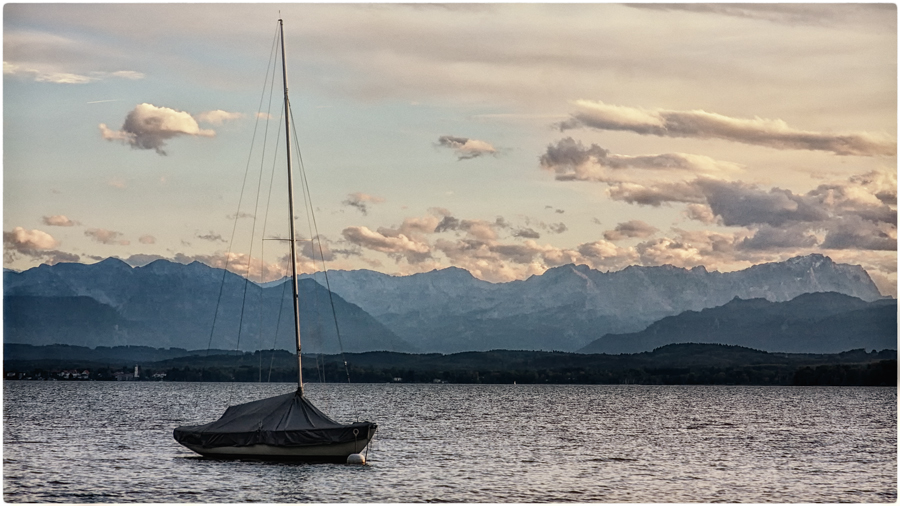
(3, 382, 896, 502)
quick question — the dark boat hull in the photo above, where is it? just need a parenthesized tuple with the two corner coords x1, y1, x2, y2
(178, 426, 376, 462)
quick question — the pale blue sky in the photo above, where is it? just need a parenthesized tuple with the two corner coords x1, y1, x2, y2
(4, 3, 897, 295)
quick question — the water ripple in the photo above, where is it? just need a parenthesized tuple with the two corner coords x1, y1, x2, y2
(3, 382, 896, 502)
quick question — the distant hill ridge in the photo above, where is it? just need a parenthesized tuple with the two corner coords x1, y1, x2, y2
(579, 292, 897, 354)
(3, 343, 243, 363)
(3, 254, 889, 354)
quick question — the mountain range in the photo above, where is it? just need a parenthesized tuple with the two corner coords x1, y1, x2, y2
(3, 258, 412, 353)
(3, 254, 892, 354)
(302, 254, 886, 352)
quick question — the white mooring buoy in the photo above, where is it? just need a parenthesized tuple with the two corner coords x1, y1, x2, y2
(347, 453, 366, 465)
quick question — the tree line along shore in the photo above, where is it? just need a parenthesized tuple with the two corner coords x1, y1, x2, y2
(4, 343, 895, 387)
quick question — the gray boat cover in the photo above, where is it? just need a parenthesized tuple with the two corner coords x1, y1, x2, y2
(173, 390, 376, 448)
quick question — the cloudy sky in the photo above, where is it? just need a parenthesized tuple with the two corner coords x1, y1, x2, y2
(4, 3, 897, 295)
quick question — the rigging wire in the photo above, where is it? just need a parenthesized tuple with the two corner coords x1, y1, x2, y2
(289, 106, 353, 386)
(315, 353, 324, 383)
(287, 103, 355, 420)
(267, 259, 290, 382)
(228, 29, 284, 395)
(202, 21, 280, 390)
(229, 43, 281, 396)
(252, 91, 284, 381)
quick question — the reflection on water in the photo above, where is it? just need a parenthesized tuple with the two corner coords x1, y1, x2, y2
(4, 382, 897, 502)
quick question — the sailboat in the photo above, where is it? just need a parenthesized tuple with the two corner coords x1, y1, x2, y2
(173, 19, 377, 463)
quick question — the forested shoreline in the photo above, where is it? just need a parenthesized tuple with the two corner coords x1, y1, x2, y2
(4, 343, 895, 386)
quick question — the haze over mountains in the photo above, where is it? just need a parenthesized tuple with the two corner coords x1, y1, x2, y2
(3, 254, 893, 354)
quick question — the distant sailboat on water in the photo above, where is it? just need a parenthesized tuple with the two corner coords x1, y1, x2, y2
(173, 18, 377, 463)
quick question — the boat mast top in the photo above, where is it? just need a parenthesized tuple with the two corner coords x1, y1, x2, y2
(279, 18, 304, 395)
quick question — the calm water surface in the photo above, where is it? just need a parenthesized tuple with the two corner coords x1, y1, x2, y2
(3, 382, 896, 502)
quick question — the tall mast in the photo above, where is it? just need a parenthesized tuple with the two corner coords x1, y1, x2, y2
(279, 18, 304, 394)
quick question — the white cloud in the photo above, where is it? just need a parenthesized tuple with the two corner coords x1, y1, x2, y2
(684, 204, 717, 224)
(84, 228, 128, 245)
(342, 192, 386, 215)
(42, 215, 79, 227)
(196, 109, 244, 125)
(561, 101, 664, 132)
(342, 226, 432, 263)
(603, 220, 659, 241)
(4, 227, 59, 250)
(437, 135, 498, 160)
(3, 61, 144, 84)
(459, 219, 499, 242)
(2, 227, 78, 265)
(576, 240, 640, 270)
(138, 235, 156, 244)
(606, 181, 706, 207)
(634, 229, 749, 269)
(559, 100, 896, 156)
(99, 103, 215, 155)
(377, 215, 442, 239)
(109, 70, 144, 80)
(540, 137, 741, 183)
